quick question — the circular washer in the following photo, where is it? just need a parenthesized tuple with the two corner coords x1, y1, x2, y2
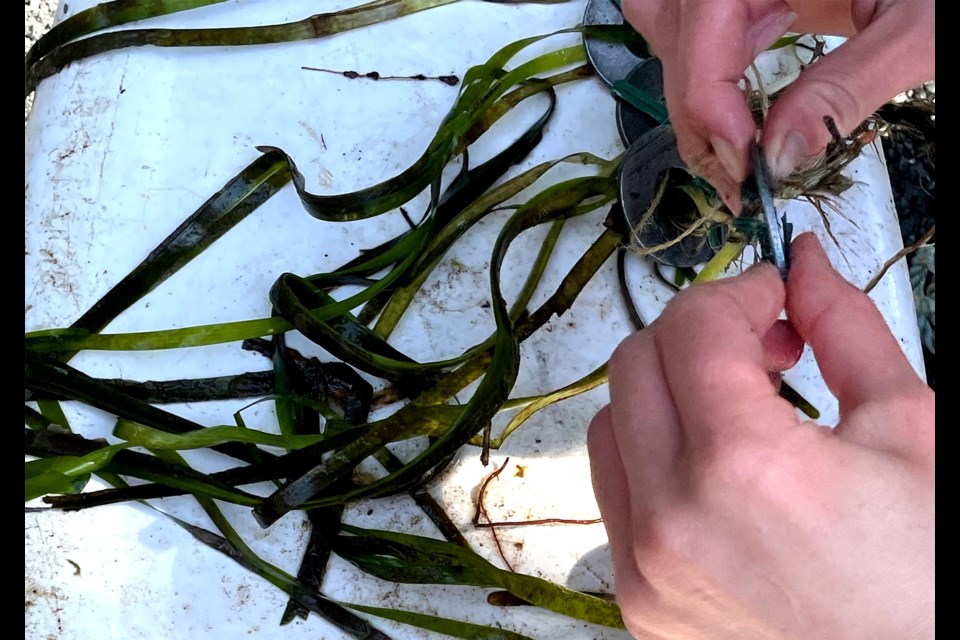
(583, 0, 650, 87)
(619, 125, 727, 268)
(615, 58, 666, 147)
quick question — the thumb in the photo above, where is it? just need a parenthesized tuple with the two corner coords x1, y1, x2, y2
(785, 233, 932, 454)
(760, 0, 934, 178)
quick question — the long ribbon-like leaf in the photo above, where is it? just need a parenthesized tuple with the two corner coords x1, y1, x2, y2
(337, 525, 624, 628)
(70, 151, 291, 337)
(25, 0, 230, 74)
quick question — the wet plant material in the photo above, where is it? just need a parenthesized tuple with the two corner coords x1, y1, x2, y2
(23, 0, 573, 97)
(472, 457, 603, 571)
(302, 66, 461, 85)
(26, 15, 630, 637)
(610, 33, 882, 271)
(629, 96, 884, 272)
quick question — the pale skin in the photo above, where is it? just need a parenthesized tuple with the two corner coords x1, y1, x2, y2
(619, 0, 935, 210)
(588, 233, 934, 638)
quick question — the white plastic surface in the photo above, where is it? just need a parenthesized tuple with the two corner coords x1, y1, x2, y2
(25, 3, 924, 639)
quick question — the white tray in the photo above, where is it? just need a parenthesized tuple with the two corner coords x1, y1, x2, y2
(25, 2, 924, 638)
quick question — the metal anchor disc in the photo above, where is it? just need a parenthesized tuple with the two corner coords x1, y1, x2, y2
(583, 0, 650, 87)
(619, 125, 727, 268)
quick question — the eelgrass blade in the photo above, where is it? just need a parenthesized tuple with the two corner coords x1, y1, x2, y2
(25, 428, 262, 505)
(358, 86, 560, 327)
(36, 399, 71, 431)
(487, 363, 609, 448)
(26, 38, 592, 357)
(337, 525, 624, 628)
(25, 352, 270, 464)
(343, 604, 535, 640)
(69, 151, 291, 338)
(25, 0, 230, 72)
(26, 443, 128, 501)
(175, 503, 533, 639)
(112, 419, 327, 451)
(253, 177, 617, 524)
(27, 370, 276, 404)
(278, 340, 364, 625)
(26, 0, 470, 96)
(157, 445, 533, 639)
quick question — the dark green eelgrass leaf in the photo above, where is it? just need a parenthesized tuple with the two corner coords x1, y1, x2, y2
(271, 333, 306, 440)
(357, 83, 561, 327)
(343, 604, 534, 640)
(25, 0, 230, 74)
(27, 371, 277, 404)
(25, 38, 589, 357)
(778, 381, 820, 420)
(25, 406, 54, 431)
(155, 447, 530, 640)
(25, 352, 269, 465)
(616, 244, 645, 331)
(69, 150, 291, 339)
(172, 495, 531, 640)
(271, 274, 424, 381)
(337, 525, 624, 629)
(252, 177, 617, 525)
(278, 348, 356, 626)
(26, 0, 463, 96)
(611, 80, 668, 124)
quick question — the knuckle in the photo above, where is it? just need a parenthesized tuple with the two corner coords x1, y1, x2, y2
(805, 77, 867, 143)
(631, 505, 689, 565)
(586, 406, 611, 447)
(609, 331, 652, 377)
(659, 285, 723, 323)
(687, 436, 797, 504)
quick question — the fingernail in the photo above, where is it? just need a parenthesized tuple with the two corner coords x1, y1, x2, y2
(766, 130, 808, 179)
(710, 136, 746, 182)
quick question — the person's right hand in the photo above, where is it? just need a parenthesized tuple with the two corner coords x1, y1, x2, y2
(619, 0, 935, 210)
(588, 233, 935, 639)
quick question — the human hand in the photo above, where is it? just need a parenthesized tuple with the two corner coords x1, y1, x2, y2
(619, 0, 935, 210)
(588, 233, 934, 639)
